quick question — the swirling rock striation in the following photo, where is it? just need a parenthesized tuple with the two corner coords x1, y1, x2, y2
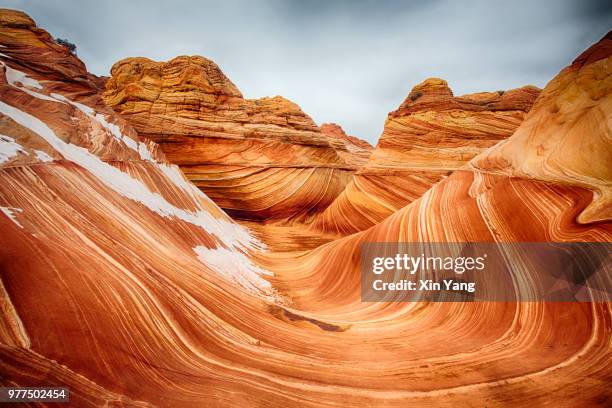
(270, 32, 611, 406)
(103, 56, 361, 222)
(470, 35, 612, 224)
(0, 10, 280, 404)
(319, 122, 373, 167)
(0, 9, 610, 408)
(311, 79, 540, 235)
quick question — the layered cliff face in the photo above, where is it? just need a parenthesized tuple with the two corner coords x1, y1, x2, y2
(319, 122, 373, 167)
(103, 56, 358, 222)
(0, 10, 105, 97)
(470, 36, 612, 224)
(1, 8, 611, 408)
(271, 33, 611, 406)
(0, 10, 281, 404)
(311, 80, 540, 235)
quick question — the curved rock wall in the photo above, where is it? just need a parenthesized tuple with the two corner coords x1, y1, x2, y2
(0, 9, 610, 407)
(311, 79, 540, 235)
(103, 56, 365, 222)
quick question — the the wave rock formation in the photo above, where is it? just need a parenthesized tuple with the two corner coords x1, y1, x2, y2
(0, 9, 610, 407)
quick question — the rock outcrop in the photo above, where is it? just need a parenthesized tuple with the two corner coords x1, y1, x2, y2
(103, 56, 359, 222)
(0, 9, 610, 407)
(311, 79, 541, 235)
(470, 35, 612, 224)
(320, 122, 373, 166)
(0, 9, 105, 98)
(272, 32, 611, 407)
(0, 11, 280, 403)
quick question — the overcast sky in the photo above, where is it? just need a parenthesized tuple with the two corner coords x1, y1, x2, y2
(1, 0, 610, 143)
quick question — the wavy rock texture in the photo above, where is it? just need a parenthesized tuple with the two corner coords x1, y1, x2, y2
(103, 57, 359, 222)
(311, 79, 541, 235)
(320, 122, 373, 167)
(471, 37, 612, 224)
(0, 9, 611, 408)
(0, 10, 105, 95)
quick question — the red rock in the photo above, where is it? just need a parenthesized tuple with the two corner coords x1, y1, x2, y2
(311, 78, 541, 235)
(103, 56, 361, 222)
(0, 9, 610, 408)
(320, 122, 373, 167)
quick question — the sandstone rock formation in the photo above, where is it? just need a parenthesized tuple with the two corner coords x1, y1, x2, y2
(0, 9, 105, 97)
(0, 11, 280, 404)
(320, 122, 373, 167)
(103, 56, 360, 222)
(269, 32, 611, 406)
(470, 37, 612, 224)
(0, 9, 610, 407)
(311, 79, 540, 235)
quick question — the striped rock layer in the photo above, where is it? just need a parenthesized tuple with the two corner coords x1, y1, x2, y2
(311, 79, 541, 235)
(0, 9, 611, 407)
(319, 122, 373, 167)
(103, 57, 369, 222)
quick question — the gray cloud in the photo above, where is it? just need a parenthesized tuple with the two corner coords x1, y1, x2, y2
(1, 0, 610, 143)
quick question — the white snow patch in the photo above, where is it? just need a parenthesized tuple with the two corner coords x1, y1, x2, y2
(1, 63, 58, 102)
(0, 100, 262, 250)
(3, 63, 42, 89)
(50, 93, 140, 153)
(156, 162, 237, 222)
(0, 206, 23, 228)
(0, 67, 139, 155)
(194, 245, 275, 298)
(158, 163, 207, 199)
(34, 150, 54, 162)
(49, 93, 93, 114)
(155, 162, 246, 228)
(1, 65, 151, 162)
(138, 142, 154, 161)
(122, 135, 138, 151)
(20, 87, 58, 102)
(0, 68, 263, 248)
(0, 134, 26, 163)
(158, 163, 189, 190)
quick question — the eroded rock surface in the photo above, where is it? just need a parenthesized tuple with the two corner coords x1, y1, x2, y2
(103, 56, 360, 222)
(311, 78, 540, 235)
(0, 9, 610, 407)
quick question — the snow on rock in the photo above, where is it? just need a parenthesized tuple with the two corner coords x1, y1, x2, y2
(158, 163, 213, 203)
(0, 61, 140, 154)
(193, 245, 278, 300)
(0, 134, 26, 163)
(0, 206, 23, 228)
(155, 162, 262, 248)
(0, 100, 263, 251)
(2, 63, 154, 165)
(0, 62, 264, 249)
(138, 142, 154, 161)
(34, 149, 53, 162)
(1, 62, 59, 103)
(122, 135, 138, 151)
(3, 62, 42, 89)
(49, 93, 140, 153)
